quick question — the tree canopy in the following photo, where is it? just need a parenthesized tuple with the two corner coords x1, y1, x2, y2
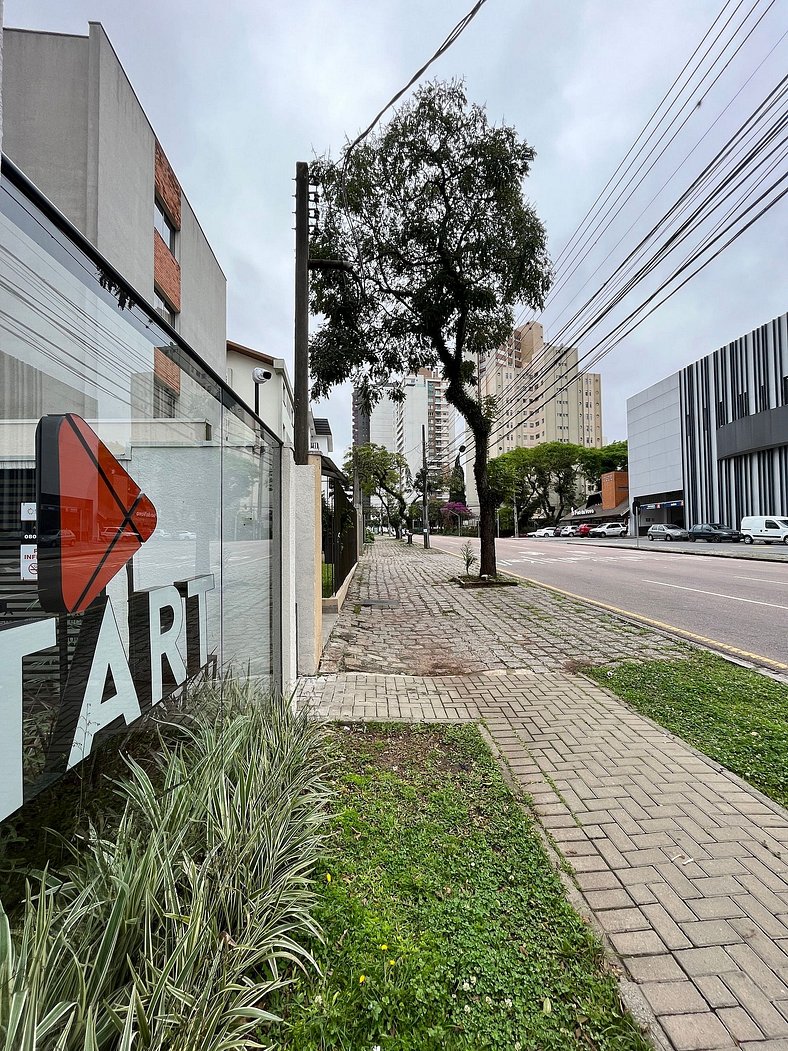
(344, 443, 411, 536)
(310, 79, 551, 575)
(488, 440, 630, 529)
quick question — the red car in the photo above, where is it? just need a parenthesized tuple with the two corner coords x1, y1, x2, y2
(576, 523, 591, 536)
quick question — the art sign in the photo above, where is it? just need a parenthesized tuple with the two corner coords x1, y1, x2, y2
(0, 415, 214, 823)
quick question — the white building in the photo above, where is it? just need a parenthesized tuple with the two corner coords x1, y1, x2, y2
(226, 340, 294, 447)
(627, 312, 788, 534)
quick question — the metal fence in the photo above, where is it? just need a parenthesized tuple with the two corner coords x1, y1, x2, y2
(322, 479, 358, 597)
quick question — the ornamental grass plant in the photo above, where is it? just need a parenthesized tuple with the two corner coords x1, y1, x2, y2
(0, 678, 328, 1050)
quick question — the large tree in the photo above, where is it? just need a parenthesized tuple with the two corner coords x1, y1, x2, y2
(489, 442, 586, 527)
(578, 440, 629, 490)
(343, 443, 411, 537)
(309, 80, 551, 576)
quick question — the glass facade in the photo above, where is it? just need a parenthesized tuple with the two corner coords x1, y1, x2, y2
(0, 161, 281, 822)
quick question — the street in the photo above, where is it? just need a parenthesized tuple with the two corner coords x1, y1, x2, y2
(430, 534, 788, 671)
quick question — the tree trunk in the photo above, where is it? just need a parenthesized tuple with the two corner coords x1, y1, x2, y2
(472, 420, 497, 577)
(439, 347, 497, 578)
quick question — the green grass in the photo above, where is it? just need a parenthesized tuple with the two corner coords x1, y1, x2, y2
(272, 723, 649, 1051)
(322, 562, 334, 597)
(589, 653, 788, 806)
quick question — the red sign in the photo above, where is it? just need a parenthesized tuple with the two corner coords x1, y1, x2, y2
(35, 414, 157, 613)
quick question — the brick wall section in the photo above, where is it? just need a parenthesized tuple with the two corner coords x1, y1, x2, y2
(154, 140, 181, 227)
(154, 230, 181, 311)
(154, 346, 181, 395)
(602, 471, 629, 511)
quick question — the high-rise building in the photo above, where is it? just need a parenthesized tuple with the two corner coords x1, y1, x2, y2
(482, 323, 603, 457)
(352, 370, 450, 481)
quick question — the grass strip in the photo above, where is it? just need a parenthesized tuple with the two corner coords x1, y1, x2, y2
(273, 722, 649, 1051)
(589, 653, 788, 806)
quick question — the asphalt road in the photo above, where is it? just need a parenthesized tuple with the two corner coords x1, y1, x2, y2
(429, 534, 788, 672)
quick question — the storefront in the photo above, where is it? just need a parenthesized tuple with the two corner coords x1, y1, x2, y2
(0, 159, 282, 823)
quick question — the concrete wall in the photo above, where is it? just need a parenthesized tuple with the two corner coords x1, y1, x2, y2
(291, 456, 322, 676)
(3, 29, 89, 232)
(627, 373, 683, 500)
(90, 23, 153, 298)
(178, 196, 226, 375)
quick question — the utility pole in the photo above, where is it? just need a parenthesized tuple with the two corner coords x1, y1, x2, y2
(513, 495, 519, 539)
(422, 424, 430, 549)
(293, 161, 309, 466)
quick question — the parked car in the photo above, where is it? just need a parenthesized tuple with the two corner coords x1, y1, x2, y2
(647, 524, 690, 541)
(740, 515, 788, 545)
(529, 526, 559, 538)
(560, 525, 579, 537)
(688, 523, 742, 543)
(589, 522, 628, 538)
(576, 523, 591, 537)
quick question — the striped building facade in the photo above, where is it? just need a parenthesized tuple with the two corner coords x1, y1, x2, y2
(628, 312, 788, 532)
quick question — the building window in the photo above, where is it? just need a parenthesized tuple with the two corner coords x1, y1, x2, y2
(153, 379, 177, 418)
(154, 197, 177, 254)
(154, 289, 177, 327)
(782, 376, 788, 405)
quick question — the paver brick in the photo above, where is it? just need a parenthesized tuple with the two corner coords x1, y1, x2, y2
(625, 955, 686, 983)
(641, 980, 708, 1015)
(682, 919, 741, 947)
(659, 1011, 735, 1049)
(609, 930, 666, 957)
(584, 889, 633, 911)
(718, 1007, 763, 1042)
(694, 975, 739, 1008)
(722, 973, 788, 1037)
(675, 947, 738, 976)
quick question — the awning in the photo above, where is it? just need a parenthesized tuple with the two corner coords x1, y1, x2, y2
(638, 499, 684, 510)
(320, 455, 349, 483)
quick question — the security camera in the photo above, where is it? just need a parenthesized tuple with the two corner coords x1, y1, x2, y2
(252, 368, 272, 384)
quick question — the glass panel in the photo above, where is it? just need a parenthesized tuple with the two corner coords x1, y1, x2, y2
(0, 168, 280, 823)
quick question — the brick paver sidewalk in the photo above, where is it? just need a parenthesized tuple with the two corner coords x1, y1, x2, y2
(299, 541, 788, 1051)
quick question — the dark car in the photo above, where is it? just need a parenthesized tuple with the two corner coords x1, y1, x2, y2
(688, 523, 742, 543)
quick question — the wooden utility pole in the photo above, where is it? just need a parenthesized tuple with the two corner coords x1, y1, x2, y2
(422, 424, 430, 549)
(294, 161, 310, 465)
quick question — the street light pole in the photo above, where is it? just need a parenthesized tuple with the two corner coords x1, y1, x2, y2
(293, 161, 310, 466)
(422, 424, 430, 549)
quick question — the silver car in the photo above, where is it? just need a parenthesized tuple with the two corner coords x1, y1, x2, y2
(647, 524, 690, 542)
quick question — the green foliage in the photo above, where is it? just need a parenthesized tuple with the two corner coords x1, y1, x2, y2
(0, 680, 328, 1050)
(590, 654, 788, 806)
(488, 443, 585, 525)
(578, 441, 628, 491)
(460, 541, 478, 576)
(309, 78, 552, 572)
(448, 456, 467, 505)
(345, 443, 410, 534)
(274, 724, 649, 1050)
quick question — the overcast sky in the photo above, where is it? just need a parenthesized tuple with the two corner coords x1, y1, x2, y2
(6, 0, 788, 459)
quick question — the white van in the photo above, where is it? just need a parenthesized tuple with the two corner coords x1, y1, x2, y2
(740, 515, 788, 545)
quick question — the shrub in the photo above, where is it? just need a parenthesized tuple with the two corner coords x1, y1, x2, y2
(0, 678, 328, 1050)
(460, 541, 478, 577)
